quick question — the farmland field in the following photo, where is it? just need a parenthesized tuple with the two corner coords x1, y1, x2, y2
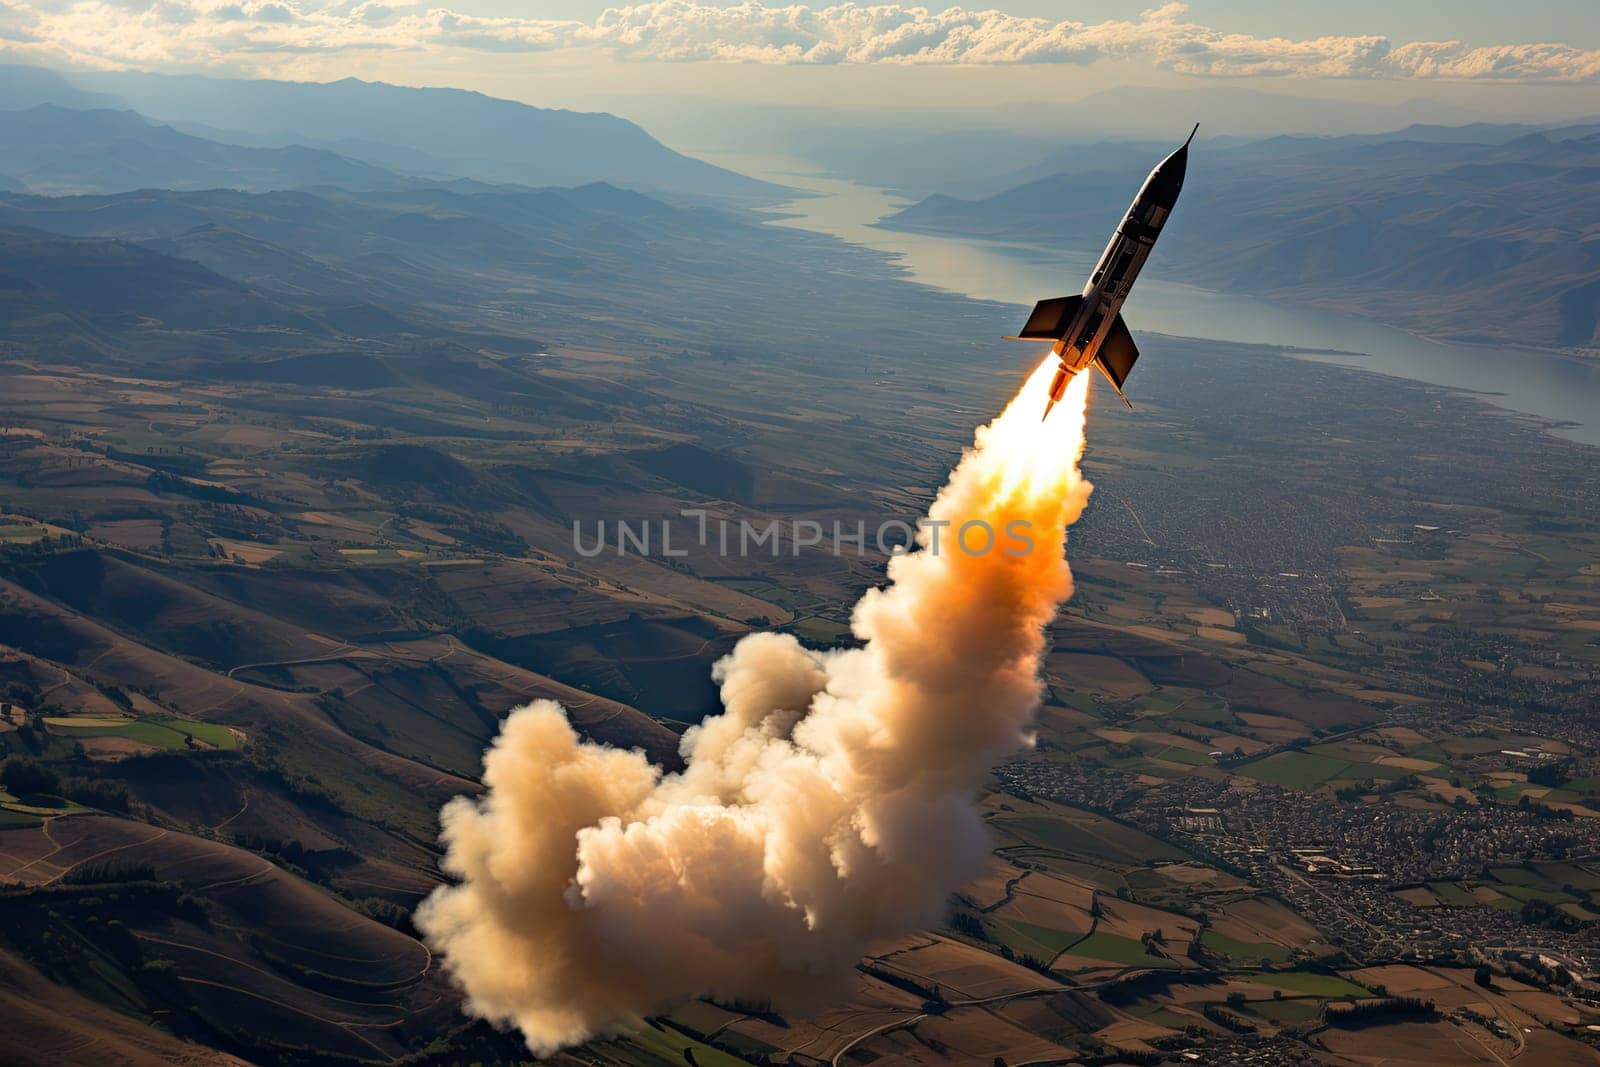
(1237, 750, 1352, 787)
(991, 806, 1187, 865)
(1239, 971, 1370, 997)
(1062, 930, 1179, 968)
(1201, 930, 1291, 964)
(982, 915, 1086, 959)
(44, 716, 239, 750)
(1430, 881, 1479, 906)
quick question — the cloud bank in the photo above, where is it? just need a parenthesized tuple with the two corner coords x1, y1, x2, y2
(4, 0, 1600, 81)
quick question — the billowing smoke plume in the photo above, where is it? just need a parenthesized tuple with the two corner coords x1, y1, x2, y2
(416, 361, 1094, 1052)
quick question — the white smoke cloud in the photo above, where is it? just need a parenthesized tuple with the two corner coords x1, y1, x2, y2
(415, 363, 1094, 1052)
(4, 0, 1600, 81)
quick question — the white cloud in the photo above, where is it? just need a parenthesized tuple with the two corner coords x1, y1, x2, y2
(3, 0, 1599, 81)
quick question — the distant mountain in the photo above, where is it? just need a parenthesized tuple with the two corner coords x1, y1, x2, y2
(590, 85, 1516, 162)
(682, 95, 1563, 201)
(0, 105, 419, 195)
(42, 68, 785, 201)
(883, 124, 1600, 351)
(0, 64, 121, 111)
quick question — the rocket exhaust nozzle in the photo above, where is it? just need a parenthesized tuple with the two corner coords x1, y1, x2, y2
(1041, 364, 1071, 421)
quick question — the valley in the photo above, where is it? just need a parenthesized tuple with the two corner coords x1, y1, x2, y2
(0, 75, 1596, 1067)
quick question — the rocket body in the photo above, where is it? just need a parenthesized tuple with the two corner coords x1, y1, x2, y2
(1009, 126, 1195, 417)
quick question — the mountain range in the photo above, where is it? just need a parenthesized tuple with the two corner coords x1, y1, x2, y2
(0, 65, 782, 201)
(0, 106, 422, 196)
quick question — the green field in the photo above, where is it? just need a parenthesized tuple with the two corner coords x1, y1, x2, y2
(1031, 858, 1128, 891)
(1249, 999, 1327, 1024)
(0, 788, 84, 821)
(1135, 689, 1190, 713)
(982, 915, 1086, 959)
(1493, 884, 1575, 904)
(1137, 1005, 1203, 1029)
(1053, 691, 1100, 713)
(46, 716, 239, 750)
(43, 716, 135, 728)
(1240, 971, 1369, 997)
(1238, 751, 1353, 788)
(335, 547, 424, 565)
(785, 617, 853, 645)
(0, 523, 49, 543)
(1422, 880, 1546, 912)
(1406, 742, 1450, 764)
(999, 814, 1186, 864)
(1428, 881, 1478, 907)
(1065, 930, 1180, 968)
(1536, 862, 1600, 891)
(1200, 930, 1291, 964)
(628, 1022, 755, 1067)
(1240, 747, 1410, 789)
(1140, 688, 1235, 726)
(1125, 868, 1166, 889)
(1152, 745, 1211, 767)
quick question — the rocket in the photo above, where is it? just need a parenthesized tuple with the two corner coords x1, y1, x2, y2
(1008, 125, 1196, 420)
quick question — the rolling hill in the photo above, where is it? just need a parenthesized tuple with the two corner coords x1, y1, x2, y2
(0, 944, 249, 1067)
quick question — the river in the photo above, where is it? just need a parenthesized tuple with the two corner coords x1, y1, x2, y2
(746, 166, 1600, 448)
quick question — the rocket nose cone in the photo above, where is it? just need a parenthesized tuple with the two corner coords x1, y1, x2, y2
(1139, 124, 1195, 210)
(1157, 124, 1197, 172)
(1148, 147, 1187, 203)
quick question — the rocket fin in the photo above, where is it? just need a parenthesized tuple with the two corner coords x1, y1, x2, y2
(1096, 312, 1140, 390)
(1094, 359, 1135, 409)
(1094, 312, 1139, 409)
(1003, 294, 1083, 341)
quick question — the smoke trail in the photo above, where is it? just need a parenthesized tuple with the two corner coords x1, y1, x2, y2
(416, 360, 1094, 1052)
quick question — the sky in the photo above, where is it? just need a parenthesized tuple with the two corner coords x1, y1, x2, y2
(3, 1, 1599, 129)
